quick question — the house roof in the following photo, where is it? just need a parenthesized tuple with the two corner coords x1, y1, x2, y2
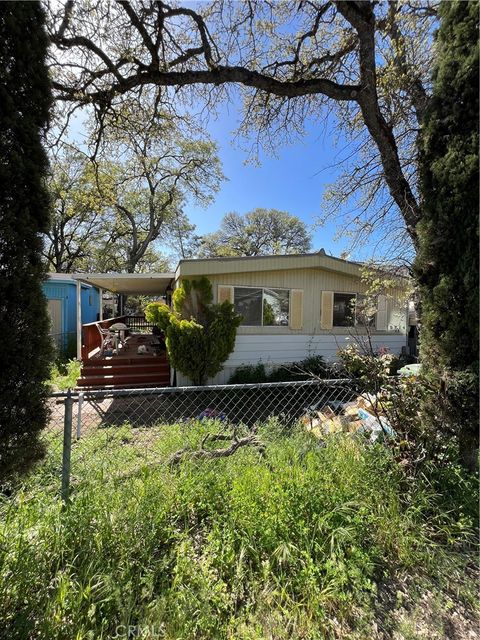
(69, 252, 407, 295)
(175, 250, 367, 279)
(72, 273, 175, 295)
(46, 273, 95, 289)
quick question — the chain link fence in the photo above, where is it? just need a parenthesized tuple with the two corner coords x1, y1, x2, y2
(43, 380, 359, 499)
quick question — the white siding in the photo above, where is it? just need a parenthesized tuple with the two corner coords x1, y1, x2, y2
(176, 332, 408, 386)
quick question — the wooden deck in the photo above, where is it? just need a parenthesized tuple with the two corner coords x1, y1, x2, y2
(77, 334, 170, 389)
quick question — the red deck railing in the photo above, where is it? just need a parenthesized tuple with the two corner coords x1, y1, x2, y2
(81, 314, 161, 360)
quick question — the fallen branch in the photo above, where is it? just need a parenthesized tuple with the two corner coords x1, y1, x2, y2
(169, 430, 265, 467)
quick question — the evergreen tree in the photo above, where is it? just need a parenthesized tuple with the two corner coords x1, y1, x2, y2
(0, 3, 53, 481)
(414, 0, 479, 469)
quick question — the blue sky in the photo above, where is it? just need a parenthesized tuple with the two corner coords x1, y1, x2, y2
(69, 101, 385, 262)
(182, 103, 352, 258)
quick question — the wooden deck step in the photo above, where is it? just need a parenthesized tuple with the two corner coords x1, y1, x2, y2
(79, 334, 170, 389)
(81, 362, 169, 377)
(77, 371, 170, 388)
(77, 381, 171, 391)
(83, 355, 168, 367)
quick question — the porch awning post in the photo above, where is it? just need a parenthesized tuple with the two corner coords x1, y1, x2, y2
(99, 287, 103, 321)
(76, 280, 82, 360)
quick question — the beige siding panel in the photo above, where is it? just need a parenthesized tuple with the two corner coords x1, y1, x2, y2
(320, 291, 333, 330)
(206, 270, 369, 335)
(217, 284, 234, 304)
(178, 268, 408, 336)
(223, 334, 408, 366)
(289, 289, 303, 330)
(376, 294, 388, 330)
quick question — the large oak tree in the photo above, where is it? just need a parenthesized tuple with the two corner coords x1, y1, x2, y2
(198, 209, 312, 258)
(47, 0, 436, 258)
(44, 150, 107, 272)
(45, 100, 223, 273)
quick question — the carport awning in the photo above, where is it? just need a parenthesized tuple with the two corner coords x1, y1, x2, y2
(72, 273, 175, 295)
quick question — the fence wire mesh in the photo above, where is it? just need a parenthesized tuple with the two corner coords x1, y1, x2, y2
(44, 380, 358, 496)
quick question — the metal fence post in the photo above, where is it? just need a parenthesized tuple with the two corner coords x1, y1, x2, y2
(76, 392, 84, 440)
(61, 389, 74, 502)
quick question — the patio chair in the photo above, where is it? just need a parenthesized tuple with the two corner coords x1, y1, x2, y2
(97, 324, 116, 356)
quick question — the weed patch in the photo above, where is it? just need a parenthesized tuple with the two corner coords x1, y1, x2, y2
(0, 423, 477, 639)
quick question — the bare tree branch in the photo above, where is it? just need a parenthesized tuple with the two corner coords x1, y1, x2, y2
(47, 0, 437, 255)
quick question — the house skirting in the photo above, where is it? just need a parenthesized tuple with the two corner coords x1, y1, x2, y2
(176, 332, 408, 386)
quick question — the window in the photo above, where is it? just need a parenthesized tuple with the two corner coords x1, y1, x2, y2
(263, 288, 290, 326)
(333, 293, 356, 327)
(234, 287, 262, 326)
(333, 293, 375, 327)
(234, 287, 290, 326)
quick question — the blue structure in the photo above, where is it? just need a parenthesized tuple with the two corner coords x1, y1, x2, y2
(43, 274, 101, 356)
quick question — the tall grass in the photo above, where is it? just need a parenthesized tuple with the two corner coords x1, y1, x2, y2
(0, 422, 477, 639)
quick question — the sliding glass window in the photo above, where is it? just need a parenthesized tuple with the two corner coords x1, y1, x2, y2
(234, 287, 290, 326)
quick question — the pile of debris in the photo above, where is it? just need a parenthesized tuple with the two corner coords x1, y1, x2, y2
(301, 394, 395, 442)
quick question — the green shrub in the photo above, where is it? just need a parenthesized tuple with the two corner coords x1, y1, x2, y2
(228, 363, 268, 384)
(145, 278, 242, 385)
(49, 359, 81, 391)
(338, 344, 400, 380)
(142, 300, 171, 332)
(300, 354, 332, 376)
(228, 355, 332, 384)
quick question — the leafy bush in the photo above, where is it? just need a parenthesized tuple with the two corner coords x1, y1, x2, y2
(145, 278, 242, 385)
(300, 354, 333, 377)
(270, 354, 334, 381)
(338, 345, 418, 381)
(338, 343, 401, 380)
(336, 344, 469, 468)
(49, 359, 81, 391)
(229, 355, 333, 384)
(143, 299, 171, 332)
(228, 363, 268, 384)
